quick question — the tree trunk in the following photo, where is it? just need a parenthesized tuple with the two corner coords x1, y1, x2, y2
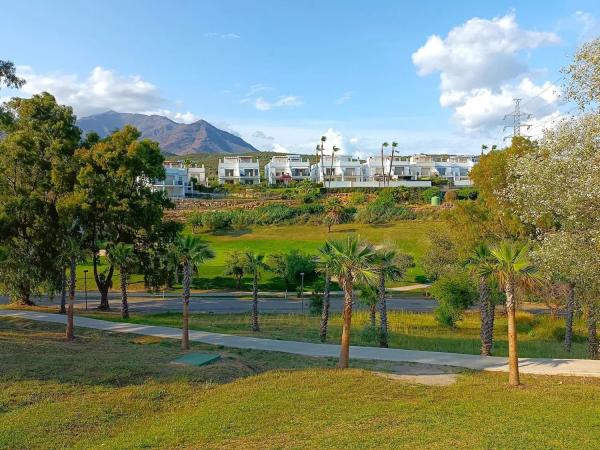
(319, 271, 331, 342)
(506, 281, 520, 386)
(251, 270, 259, 331)
(564, 283, 576, 352)
(59, 266, 67, 314)
(338, 276, 354, 368)
(236, 274, 242, 289)
(181, 262, 191, 350)
(378, 271, 388, 348)
(66, 256, 76, 341)
(479, 276, 494, 356)
(120, 266, 129, 319)
(369, 304, 376, 328)
(387, 148, 395, 185)
(93, 253, 113, 311)
(587, 303, 599, 360)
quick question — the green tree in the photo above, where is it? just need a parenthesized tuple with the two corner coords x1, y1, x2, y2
(75, 125, 171, 310)
(0, 93, 81, 304)
(323, 197, 344, 232)
(244, 251, 268, 332)
(358, 283, 379, 328)
(325, 235, 377, 368)
(374, 248, 413, 347)
(430, 271, 478, 328)
(223, 250, 246, 289)
(484, 241, 538, 386)
(63, 236, 85, 341)
(107, 243, 137, 319)
(267, 250, 315, 293)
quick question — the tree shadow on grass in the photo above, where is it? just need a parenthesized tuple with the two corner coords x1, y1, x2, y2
(210, 229, 252, 237)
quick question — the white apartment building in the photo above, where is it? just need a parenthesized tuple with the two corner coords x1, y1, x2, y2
(218, 156, 260, 184)
(149, 161, 208, 199)
(312, 155, 364, 184)
(410, 154, 476, 186)
(264, 154, 311, 184)
(362, 155, 414, 184)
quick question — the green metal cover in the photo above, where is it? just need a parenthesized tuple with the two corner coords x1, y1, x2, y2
(171, 353, 221, 367)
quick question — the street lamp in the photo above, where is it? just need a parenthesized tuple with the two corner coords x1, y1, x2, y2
(83, 269, 89, 311)
(300, 272, 305, 313)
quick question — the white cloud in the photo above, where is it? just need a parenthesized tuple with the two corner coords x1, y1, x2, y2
(252, 95, 303, 111)
(412, 12, 562, 133)
(14, 66, 195, 122)
(204, 32, 240, 39)
(335, 91, 355, 105)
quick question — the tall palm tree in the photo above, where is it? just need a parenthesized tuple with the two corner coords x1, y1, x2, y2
(374, 248, 412, 348)
(486, 241, 537, 386)
(380, 142, 389, 187)
(468, 243, 496, 356)
(108, 243, 136, 319)
(387, 141, 398, 186)
(325, 235, 377, 368)
(320, 136, 327, 185)
(244, 251, 268, 331)
(329, 145, 340, 188)
(176, 235, 215, 350)
(317, 243, 334, 342)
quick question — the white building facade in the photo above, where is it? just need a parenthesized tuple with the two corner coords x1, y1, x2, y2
(218, 156, 260, 184)
(264, 155, 311, 184)
(149, 161, 208, 199)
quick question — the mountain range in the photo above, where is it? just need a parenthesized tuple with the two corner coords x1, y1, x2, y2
(77, 111, 258, 155)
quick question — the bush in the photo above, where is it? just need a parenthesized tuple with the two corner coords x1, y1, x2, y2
(202, 211, 232, 231)
(430, 271, 478, 327)
(359, 325, 380, 344)
(421, 187, 441, 203)
(356, 191, 416, 224)
(444, 190, 457, 203)
(456, 187, 478, 200)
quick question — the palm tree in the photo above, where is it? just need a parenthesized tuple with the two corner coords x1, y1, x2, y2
(317, 243, 334, 342)
(244, 251, 268, 331)
(329, 145, 340, 188)
(358, 283, 379, 328)
(325, 235, 377, 368)
(380, 142, 389, 186)
(387, 141, 398, 186)
(320, 136, 327, 184)
(374, 248, 412, 348)
(486, 241, 537, 386)
(108, 243, 136, 319)
(324, 197, 344, 232)
(468, 243, 496, 356)
(176, 235, 215, 350)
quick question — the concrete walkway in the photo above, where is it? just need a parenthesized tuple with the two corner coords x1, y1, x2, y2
(3, 309, 600, 378)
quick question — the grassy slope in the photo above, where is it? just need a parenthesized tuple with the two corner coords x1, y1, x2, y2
(74, 220, 439, 291)
(88, 309, 591, 359)
(2, 317, 600, 449)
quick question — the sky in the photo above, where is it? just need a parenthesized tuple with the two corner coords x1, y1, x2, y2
(2, 0, 599, 155)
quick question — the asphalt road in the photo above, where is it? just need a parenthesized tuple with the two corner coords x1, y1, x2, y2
(0, 291, 552, 315)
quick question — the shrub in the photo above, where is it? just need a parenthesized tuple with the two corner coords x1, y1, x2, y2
(430, 271, 478, 327)
(202, 211, 232, 231)
(456, 187, 478, 200)
(421, 186, 441, 203)
(356, 192, 416, 224)
(444, 190, 457, 203)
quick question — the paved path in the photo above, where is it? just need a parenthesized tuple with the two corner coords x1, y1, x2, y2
(2, 309, 599, 378)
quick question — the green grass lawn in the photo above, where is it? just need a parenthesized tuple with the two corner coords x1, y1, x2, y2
(87, 309, 591, 360)
(74, 220, 440, 292)
(2, 317, 600, 449)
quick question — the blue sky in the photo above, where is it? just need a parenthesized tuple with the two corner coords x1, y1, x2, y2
(2, 0, 599, 154)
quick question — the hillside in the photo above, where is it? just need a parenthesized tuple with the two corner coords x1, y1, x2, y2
(77, 111, 258, 155)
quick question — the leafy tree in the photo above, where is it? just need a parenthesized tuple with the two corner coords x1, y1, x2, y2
(0, 93, 81, 304)
(373, 248, 413, 347)
(562, 37, 600, 111)
(75, 125, 171, 310)
(244, 251, 268, 332)
(107, 243, 137, 319)
(420, 233, 460, 281)
(484, 241, 538, 386)
(267, 250, 315, 293)
(430, 271, 478, 328)
(223, 250, 246, 289)
(176, 235, 215, 349)
(0, 60, 24, 89)
(324, 236, 377, 368)
(324, 197, 344, 232)
(63, 236, 85, 340)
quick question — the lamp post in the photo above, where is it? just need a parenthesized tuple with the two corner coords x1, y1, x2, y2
(83, 269, 88, 311)
(300, 272, 305, 313)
